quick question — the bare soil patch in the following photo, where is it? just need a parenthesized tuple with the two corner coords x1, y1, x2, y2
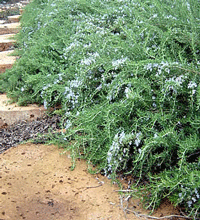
(0, 143, 181, 220)
(0, 143, 143, 220)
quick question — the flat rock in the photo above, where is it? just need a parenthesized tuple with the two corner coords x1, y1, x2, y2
(0, 50, 17, 73)
(7, 14, 21, 23)
(0, 22, 20, 35)
(0, 20, 6, 25)
(20, 0, 30, 5)
(0, 94, 46, 128)
(0, 34, 15, 51)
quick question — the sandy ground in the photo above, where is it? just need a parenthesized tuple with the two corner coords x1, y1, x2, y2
(0, 143, 141, 220)
(0, 143, 181, 220)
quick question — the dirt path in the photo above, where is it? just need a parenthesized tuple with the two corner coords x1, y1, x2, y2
(0, 143, 143, 220)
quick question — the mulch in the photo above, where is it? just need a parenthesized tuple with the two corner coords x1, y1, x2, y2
(0, 115, 62, 154)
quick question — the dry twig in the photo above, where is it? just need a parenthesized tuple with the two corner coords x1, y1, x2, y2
(126, 208, 193, 219)
(85, 183, 103, 189)
(119, 194, 193, 220)
(115, 189, 137, 192)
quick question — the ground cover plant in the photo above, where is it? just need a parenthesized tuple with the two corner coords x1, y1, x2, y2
(0, 0, 199, 218)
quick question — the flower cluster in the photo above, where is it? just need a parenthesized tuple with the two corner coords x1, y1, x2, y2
(106, 131, 134, 174)
(106, 131, 143, 174)
(63, 78, 83, 109)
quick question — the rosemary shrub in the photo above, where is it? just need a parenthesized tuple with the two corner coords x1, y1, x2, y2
(1, 0, 199, 218)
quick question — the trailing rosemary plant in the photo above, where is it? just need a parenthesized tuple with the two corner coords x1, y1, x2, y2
(1, 0, 199, 218)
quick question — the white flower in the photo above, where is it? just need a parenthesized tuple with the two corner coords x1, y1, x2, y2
(187, 201, 192, 207)
(125, 87, 131, 99)
(96, 84, 102, 90)
(64, 41, 80, 53)
(81, 57, 95, 66)
(192, 197, 196, 203)
(65, 120, 72, 130)
(81, 52, 99, 66)
(192, 90, 196, 95)
(185, 2, 190, 10)
(145, 63, 152, 71)
(165, 68, 170, 74)
(154, 133, 158, 138)
(44, 100, 47, 109)
(165, 15, 177, 20)
(93, 52, 99, 58)
(152, 14, 158, 18)
(175, 75, 184, 85)
(83, 42, 91, 48)
(54, 79, 59, 84)
(135, 132, 142, 146)
(188, 81, 197, 89)
(119, 131, 125, 144)
(58, 74, 63, 81)
(112, 57, 128, 70)
(70, 79, 83, 88)
(195, 188, 199, 198)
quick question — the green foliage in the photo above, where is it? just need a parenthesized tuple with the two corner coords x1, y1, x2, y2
(137, 163, 200, 219)
(0, 0, 199, 218)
